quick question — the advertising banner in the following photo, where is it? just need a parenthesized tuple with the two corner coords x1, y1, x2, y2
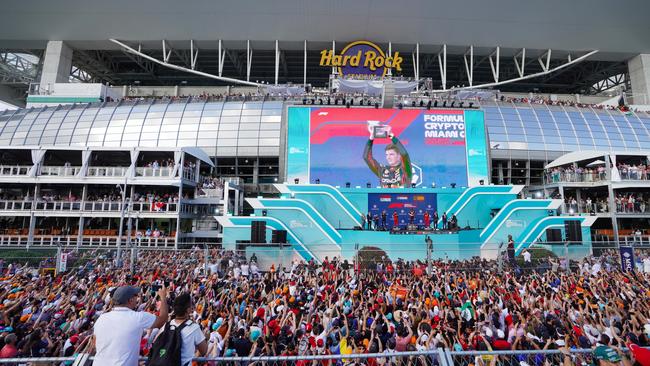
(619, 246, 634, 272)
(367, 193, 436, 229)
(58, 253, 68, 273)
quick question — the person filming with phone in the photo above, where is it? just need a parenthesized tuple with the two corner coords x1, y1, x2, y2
(92, 285, 169, 366)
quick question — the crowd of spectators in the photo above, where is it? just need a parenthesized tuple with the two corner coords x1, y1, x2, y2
(615, 194, 648, 214)
(0, 192, 31, 201)
(135, 227, 168, 239)
(499, 96, 625, 111)
(301, 93, 382, 107)
(200, 177, 224, 190)
(143, 159, 175, 170)
(563, 196, 610, 215)
(546, 166, 608, 184)
(560, 193, 648, 215)
(0, 249, 649, 365)
(618, 164, 649, 181)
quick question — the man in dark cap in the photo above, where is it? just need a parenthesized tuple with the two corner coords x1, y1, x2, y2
(93, 285, 169, 366)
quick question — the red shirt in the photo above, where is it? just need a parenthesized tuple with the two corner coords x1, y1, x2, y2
(492, 339, 512, 350)
(0, 344, 18, 358)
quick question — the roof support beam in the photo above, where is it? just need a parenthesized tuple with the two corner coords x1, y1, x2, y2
(488, 47, 500, 83)
(274, 40, 280, 85)
(246, 40, 253, 82)
(463, 45, 474, 87)
(412, 43, 419, 91)
(110, 39, 261, 86)
(513, 48, 526, 78)
(162, 40, 172, 63)
(303, 40, 307, 88)
(190, 40, 199, 70)
(437, 44, 447, 90)
(538, 49, 552, 72)
(218, 40, 225, 77)
(226, 49, 244, 78)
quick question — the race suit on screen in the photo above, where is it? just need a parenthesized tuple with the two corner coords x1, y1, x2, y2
(363, 136, 413, 188)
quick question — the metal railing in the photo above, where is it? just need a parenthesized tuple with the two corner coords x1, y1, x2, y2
(619, 234, 650, 246)
(196, 187, 224, 198)
(0, 164, 31, 176)
(615, 204, 649, 214)
(0, 346, 644, 366)
(135, 166, 174, 177)
(87, 166, 129, 177)
(618, 169, 649, 180)
(0, 200, 179, 213)
(183, 166, 196, 181)
(39, 165, 82, 176)
(545, 171, 608, 183)
(561, 202, 609, 215)
(0, 235, 177, 247)
(0, 199, 33, 210)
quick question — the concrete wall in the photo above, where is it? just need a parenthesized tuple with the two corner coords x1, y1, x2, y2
(39, 41, 73, 86)
(628, 54, 650, 105)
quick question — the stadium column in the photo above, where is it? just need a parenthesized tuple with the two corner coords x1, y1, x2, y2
(604, 154, 619, 243)
(39, 41, 73, 89)
(628, 54, 650, 104)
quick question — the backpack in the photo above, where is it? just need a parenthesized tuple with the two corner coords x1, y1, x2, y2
(149, 320, 191, 366)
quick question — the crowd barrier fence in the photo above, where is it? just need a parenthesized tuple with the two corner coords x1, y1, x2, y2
(0, 346, 645, 366)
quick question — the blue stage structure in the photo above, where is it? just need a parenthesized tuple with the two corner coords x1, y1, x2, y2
(216, 184, 595, 263)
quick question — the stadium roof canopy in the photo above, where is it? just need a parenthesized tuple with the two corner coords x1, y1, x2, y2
(1, 0, 649, 92)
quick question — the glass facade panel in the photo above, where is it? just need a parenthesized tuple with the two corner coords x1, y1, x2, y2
(3, 100, 649, 163)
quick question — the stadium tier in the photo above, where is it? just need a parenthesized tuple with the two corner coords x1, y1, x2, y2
(0, 99, 647, 259)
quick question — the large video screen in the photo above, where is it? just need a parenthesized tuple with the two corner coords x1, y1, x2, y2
(287, 107, 488, 188)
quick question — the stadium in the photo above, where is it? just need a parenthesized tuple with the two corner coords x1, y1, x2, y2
(0, 0, 649, 365)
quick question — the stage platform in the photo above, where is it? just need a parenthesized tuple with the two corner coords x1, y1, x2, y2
(216, 184, 595, 263)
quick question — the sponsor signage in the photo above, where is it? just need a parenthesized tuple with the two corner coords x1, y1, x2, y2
(368, 193, 436, 229)
(619, 246, 634, 272)
(320, 41, 403, 77)
(58, 253, 68, 273)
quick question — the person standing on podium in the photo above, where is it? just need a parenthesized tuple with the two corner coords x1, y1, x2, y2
(393, 211, 399, 230)
(433, 210, 439, 230)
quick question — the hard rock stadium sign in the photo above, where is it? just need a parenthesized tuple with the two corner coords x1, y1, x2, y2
(319, 41, 403, 77)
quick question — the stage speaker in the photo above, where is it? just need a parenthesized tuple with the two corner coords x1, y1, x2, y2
(251, 220, 267, 244)
(546, 228, 562, 243)
(250, 222, 259, 243)
(235, 240, 250, 252)
(564, 220, 582, 243)
(271, 229, 287, 244)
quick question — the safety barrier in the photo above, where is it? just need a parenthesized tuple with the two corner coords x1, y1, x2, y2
(87, 166, 129, 177)
(0, 346, 644, 366)
(135, 166, 174, 177)
(39, 165, 82, 177)
(0, 199, 180, 213)
(0, 164, 31, 176)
